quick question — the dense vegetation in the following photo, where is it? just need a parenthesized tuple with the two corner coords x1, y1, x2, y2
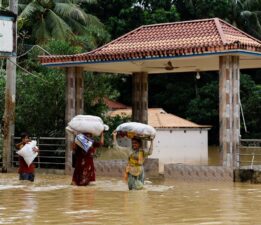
(0, 0, 260, 145)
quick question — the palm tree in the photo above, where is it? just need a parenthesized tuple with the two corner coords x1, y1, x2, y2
(18, 0, 109, 46)
(240, 0, 261, 39)
(224, 0, 261, 39)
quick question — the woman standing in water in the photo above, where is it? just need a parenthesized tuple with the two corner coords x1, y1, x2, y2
(71, 132, 104, 186)
(124, 137, 153, 190)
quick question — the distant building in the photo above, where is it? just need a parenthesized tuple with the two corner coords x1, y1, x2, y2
(109, 107, 211, 173)
(103, 97, 129, 111)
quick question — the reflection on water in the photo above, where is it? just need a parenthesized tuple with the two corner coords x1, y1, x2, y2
(208, 146, 221, 166)
(0, 173, 261, 225)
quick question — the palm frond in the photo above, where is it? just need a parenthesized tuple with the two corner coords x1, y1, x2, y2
(32, 21, 51, 43)
(54, 2, 103, 28)
(18, 3, 28, 12)
(82, 13, 104, 28)
(46, 10, 74, 40)
(54, 3, 88, 23)
(19, 2, 44, 19)
(64, 17, 88, 35)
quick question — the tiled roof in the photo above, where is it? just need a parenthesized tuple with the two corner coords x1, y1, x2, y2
(103, 97, 129, 110)
(39, 18, 261, 65)
(108, 108, 211, 128)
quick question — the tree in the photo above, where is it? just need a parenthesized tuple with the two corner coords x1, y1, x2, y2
(18, 0, 109, 46)
(174, 0, 230, 21)
(186, 78, 219, 144)
(240, 74, 261, 138)
(239, 0, 261, 39)
(9, 39, 120, 137)
(185, 73, 261, 144)
(83, 0, 179, 39)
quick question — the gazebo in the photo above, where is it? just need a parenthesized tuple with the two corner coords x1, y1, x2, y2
(39, 18, 261, 173)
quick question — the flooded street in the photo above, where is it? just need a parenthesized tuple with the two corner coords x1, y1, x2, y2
(0, 173, 261, 225)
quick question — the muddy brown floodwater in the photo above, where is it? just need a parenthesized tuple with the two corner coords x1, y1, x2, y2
(0, 173, 261, 225)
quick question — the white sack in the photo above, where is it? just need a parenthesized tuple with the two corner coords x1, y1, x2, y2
(67, 115, 108, 136)
(16, 140, 38, 166)
(116, 122, 156, 139)
(65, 126, 78, 135)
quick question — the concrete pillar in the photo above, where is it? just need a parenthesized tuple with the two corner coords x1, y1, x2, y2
(132, 72, 148, 124)
(65, 67, 84, 174)
(75, 67, 84, 115)
(219, 56, 240, 168)
(232, 57, 240, 168)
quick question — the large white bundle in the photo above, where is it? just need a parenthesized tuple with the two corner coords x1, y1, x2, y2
(115, 122, 156, 140)
(16, 140, 38, 166)
(67, 115, 109, 136)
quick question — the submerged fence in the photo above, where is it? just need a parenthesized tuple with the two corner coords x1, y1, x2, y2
(1, 137, 261, 171)
(238, 139, 261, 169)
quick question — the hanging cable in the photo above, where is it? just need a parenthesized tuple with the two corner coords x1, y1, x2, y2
(239, 98, 248, 133)
(17, 45, 51, 58)
(7, 58, 49, 84)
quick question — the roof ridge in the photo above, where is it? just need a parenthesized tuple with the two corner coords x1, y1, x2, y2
(82, 25, 145, 56)
(218, 18, 261, 45)
(155, 111, 163, 127)
(143, 17, 216, 28)
(214, 18, 227, 44)
(83, 18, 220, 57)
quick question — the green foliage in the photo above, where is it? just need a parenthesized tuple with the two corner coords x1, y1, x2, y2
(44, 39, 83, 55)
(239, 0, 261, 39)
(174, 0, 230, 20)
(148, 73, 196, 115)
(0, 40, 120, 137)
(107, 75, 132, 106)
(83, 73, 120, 116)
(83, 0, 179, 39)
(18, 0, 110, 47)
(184, 73, 261, 143)
(2, 0, 261, 144)
(240, 74, 261, 138)
(15, 69, 66, 137)
(186, 79, 219, 144)
(174, 0, 261, 40)
(98, 115, 131, 150)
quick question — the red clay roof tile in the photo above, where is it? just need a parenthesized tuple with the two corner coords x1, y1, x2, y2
(39, 18, 261, 65)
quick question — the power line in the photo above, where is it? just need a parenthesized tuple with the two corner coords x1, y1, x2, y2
(17, 45, 51, 58)
(7, 58, 50, 83)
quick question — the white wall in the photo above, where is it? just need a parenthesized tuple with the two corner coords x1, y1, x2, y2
(149, 128, 209, 173)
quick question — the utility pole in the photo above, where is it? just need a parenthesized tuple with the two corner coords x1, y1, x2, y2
(2, 0, 17, 172)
